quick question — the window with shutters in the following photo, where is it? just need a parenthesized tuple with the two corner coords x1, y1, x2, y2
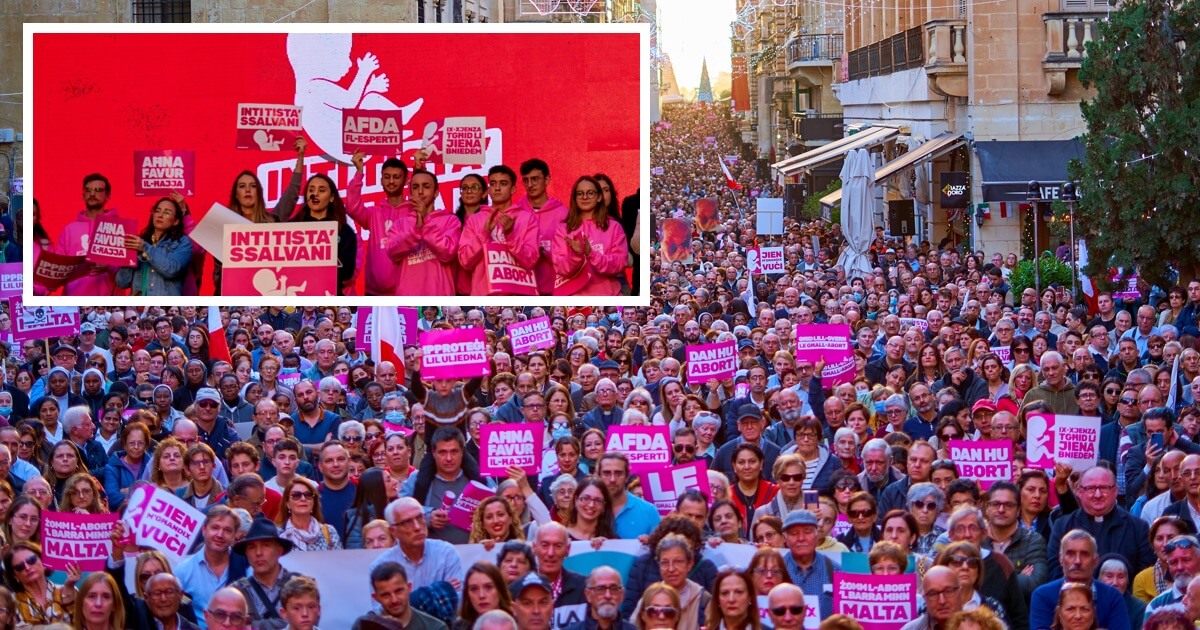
(132, 0, 191, 22)
(1060, 0, 1114, 12)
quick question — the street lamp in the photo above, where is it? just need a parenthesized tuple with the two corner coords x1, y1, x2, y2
(1062, 181, 1079, 300)
(1028, 180, 1041, 295)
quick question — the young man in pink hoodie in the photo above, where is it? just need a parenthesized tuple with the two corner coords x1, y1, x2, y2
(384, 170, 461, 295)
(346, 150, 413, 296)
(458, 164, 539, 296)
(58, 173, 119, 296)
(518, 158, 568, 295)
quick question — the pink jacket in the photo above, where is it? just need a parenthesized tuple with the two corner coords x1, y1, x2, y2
(385, 208, 461, 296)
(345, 170, 414, 296)
(57, 209, 118, 296)
(458, 205, 540, 296)
(520, 197, 568, 295)
(551, 218, 629, 296)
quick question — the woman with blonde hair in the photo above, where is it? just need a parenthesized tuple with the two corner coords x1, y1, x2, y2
(468, 496, 525, 548)
(147, 436, 189, 492)
(71, 571, 124, 630)
(633, 582, 683, 630)
(62, 473, 106, 514)
(361, 519, 395, 550)
(1009, 363, 1036, 405)
(946, 607, 1007, 630)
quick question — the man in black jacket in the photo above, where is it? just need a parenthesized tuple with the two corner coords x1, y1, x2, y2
(563, 566, 637, 630)
(533, 522, 588, 629)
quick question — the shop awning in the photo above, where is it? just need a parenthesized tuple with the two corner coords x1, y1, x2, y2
(975, 138, 1083, 201)
(819, 133, 965, 206)
(773, 125, 902, 176)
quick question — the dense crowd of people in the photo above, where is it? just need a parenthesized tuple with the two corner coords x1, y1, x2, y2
(0, 101, 1196, 630)
(29, 143, 639, 298)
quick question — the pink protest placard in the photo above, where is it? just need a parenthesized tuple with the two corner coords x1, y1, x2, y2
(134, 150, 195, 196)
(994, 345, 1012, 363)
(0, 263, 21, 298)
(833, 573, 918, 630)
(420, 327, 490, 380)
(639, 462, 711, 515)
(899, 317, 928, 333)
(759, 246, 785, 274)
(357, 306, 419, 351)
(420, 116, 487, 165)
(236, 103, 302, 151)
(10, 298, 80, 343)
(479, 423, 542, 475)
(795, 324, 854, 385)
(508, 316, 555, 355)
(1111, 272, 1140, 300)
(222, 222, 338, 296)
(1026, 414, 1100, 471)
(342, 108, 405, 156)
(41, 512, 118, 572)
(447, 481, 494, 531)
(686, 341, 736, 385)
(947, 440, 1012, 489)
(32, 251, 87, 290)
(87, 216, 139, 267)
(605, 425, 671, 473)
(278, 372, 301, 389)
(486, 243, 538, 295)
(122, 485, 205, 563)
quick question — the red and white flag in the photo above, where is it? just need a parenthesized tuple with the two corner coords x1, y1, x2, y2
(994, 202, 1030, 218)
(719, 156, 742, 190)
(371, 306, 404, 372)
(207, 307, 231, 364)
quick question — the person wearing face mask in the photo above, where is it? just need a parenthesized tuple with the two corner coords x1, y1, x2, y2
(384, 169, 462, 295)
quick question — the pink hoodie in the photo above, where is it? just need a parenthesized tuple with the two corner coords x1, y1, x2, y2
(458, 205, 540, 296)
(384, 208, 462, 296)
(345, 170, 414, 296)
(57, 209, 118, 296)
(551, 218, 629, 296)
(519, 197, 568, 294)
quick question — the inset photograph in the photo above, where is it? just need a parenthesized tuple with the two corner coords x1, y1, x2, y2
(25, 24, 647, 305)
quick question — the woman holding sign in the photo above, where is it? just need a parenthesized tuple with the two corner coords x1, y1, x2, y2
(282, 173, 358, 296)
(115, 196, 194, 297)
(551, 176, 629, 296)
(5, 541, 80, 627)
(384, 170, 461, 295)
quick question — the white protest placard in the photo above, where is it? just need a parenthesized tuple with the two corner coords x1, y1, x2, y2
(1026, 413, 1100, 471)
(189, 203, 254, 260)
(122, 485, 205, 563)
(759, 246, 785, 274)
(757, 197, 784, 235)
(899, 317, 929, 332)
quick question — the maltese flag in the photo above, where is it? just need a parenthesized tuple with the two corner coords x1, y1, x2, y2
(371, 307, 405, 372)
(207, 308, 231, 364)
(719, 156, 742, 190)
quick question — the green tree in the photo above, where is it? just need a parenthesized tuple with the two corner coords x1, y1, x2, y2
(1069, 0, 1200, 286)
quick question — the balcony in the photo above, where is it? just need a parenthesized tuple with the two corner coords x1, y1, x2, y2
(846, 27, 924, 81)
(924, 19, 968, 98)
(787, 34, 845, 67)
(1042, 12, 1108, 94)
(794, 113, 844, 145)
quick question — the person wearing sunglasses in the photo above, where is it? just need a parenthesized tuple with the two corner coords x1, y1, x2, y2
(1145, 535, 1200, 621)
(944, 504, 1030, 630)
(633, 582, 683, 630)
(764, 583, 806, 630)
(5, 540, 80, 626)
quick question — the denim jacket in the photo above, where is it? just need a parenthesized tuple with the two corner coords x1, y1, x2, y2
(116, 235, 193, 296)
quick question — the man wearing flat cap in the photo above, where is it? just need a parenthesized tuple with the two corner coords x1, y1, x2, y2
(781, 510, 841, 619)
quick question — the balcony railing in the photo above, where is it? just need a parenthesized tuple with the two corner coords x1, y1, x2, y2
(924, 18, 968, 97)
(1042, 11, 1108, 93)
(846, 27, 924, 81)
(787, 34, 845, 64)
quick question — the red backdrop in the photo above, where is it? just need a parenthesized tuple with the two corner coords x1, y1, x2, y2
(31, 31, 642, 295)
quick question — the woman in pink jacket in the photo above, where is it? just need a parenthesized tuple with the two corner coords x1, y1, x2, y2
(458, 165, 540, 296)
(551, 176, 629, 296)
(384, 170, 461, 295)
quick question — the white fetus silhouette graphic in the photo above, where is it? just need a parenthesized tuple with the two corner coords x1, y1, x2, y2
(286, 33, 424, 162)
(252, 269, 308, 296)
(253, 130, 284, 151)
